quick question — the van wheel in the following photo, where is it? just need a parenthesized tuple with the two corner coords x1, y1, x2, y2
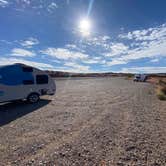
(27, 93, 40, 103)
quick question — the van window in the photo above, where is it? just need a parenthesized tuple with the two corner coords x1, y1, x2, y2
(36, 75, 48, 84)
(22, 67, 33, 72)
(23, 80, 34, 85)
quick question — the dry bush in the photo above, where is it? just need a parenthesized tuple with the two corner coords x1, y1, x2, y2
(156, 79, 166, 100)
(159, 79, 166, 86)
(125, 74, 133, 80)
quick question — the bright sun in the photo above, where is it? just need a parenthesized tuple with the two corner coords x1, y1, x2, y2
(79, 18, 91, 36)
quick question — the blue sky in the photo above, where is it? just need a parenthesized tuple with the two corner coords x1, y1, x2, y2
(0, 0, 166, 73)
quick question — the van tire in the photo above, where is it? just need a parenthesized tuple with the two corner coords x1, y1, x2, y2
(27, 93, 40, 103)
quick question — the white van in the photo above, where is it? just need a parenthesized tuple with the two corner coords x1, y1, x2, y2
(0, 63, 56, 103)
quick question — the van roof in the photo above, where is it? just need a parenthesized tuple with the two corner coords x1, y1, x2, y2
(0, 63, 32, 68)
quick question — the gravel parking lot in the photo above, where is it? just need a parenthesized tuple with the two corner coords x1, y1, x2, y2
(0, 77, 166, 166)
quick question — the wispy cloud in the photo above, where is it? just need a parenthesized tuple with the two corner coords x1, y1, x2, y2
(47, 2, 58, 13)
(65, 44, 77, 49)
(104, 43, 128, 57)
(0, 57, 53, 70)
(0, 39, 12, 44)
(119, 24, 166, 41)
(11, 48, 36, 57)
(150, 58, 159, 63)
(8, 1, 59, 14)
(64, 62, 90, 73)
(0, 0, 9, 8)
(103, 24, 166, 66)
(40, 46, 105, 66)
(82, 59, 100, 64)
(20, 37, 39, 48)
(40, 48, 89, 60)
(105, 59, 127, 66)
(82, 35, 111, 50)
(120, 67, 166, 73)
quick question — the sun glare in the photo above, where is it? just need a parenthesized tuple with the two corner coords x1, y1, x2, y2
(79, 18, 91, 36)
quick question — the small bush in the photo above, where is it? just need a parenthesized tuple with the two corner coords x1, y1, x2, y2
(125, 74, 133, 80)
(159, 79, 166, 86)
(156, 84, 166, 100)
(161, 86, 166, 95)
(157, 93, 166, 100)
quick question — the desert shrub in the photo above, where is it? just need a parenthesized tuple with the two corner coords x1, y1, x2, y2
(156, 84, 166, 100)
(161, 86, 166, 95)
(125, 74, 133, 80)
(159, 79, 166, 86)
(157, 92, 166, 100)
(127, 74, 133, 78)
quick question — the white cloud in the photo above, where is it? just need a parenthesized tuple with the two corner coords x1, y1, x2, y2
(102, 36, 110, 41)
(13, 1, 58, 14)
(65, 43, 86, 53)
(105, 23, 166, 66)
(83, 35, 111, 50)
(41, 48, 89, 60)
(105, 39, 166, 66)
(150, 58, 159, 63)
(82, 59, 100, 64)
(22, 0, 30, 5)
(0, 57, 53, 70)
(0, 40, 12, 44)
(81, 56, 106, 64)
(0, 0, 9, 7)
(105, 59, 127, 66)
(20, 37, 39, 48)
(121, 39, 166, 61)
(104, 43, 128, 57)
(52, 59, 61, 63)
(11, 48, 36, 57)
(40, 47, 105, 66)
(65, 44, 77, 49)
(64, 62, 90, 73)
(47, 2, 58, 13)
(120, 67, 166, 73)
(119, 23, 166, 41)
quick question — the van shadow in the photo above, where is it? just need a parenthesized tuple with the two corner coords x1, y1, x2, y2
(0, 99, 51, 127)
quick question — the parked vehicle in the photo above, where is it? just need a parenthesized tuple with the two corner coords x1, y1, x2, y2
(133, 74, 148, 82)
(0, 63, 56, 103)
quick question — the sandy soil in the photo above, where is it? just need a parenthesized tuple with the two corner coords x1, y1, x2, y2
(0, 77, 166, 166)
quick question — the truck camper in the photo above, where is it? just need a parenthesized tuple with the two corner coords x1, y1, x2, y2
(0, 63, 56, 103)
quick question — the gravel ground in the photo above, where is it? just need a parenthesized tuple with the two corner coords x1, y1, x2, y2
(0, 77, 166, 166)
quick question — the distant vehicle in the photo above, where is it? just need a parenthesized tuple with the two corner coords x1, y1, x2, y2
(0, 63, 56, 103)
(133, 74, 148, 82)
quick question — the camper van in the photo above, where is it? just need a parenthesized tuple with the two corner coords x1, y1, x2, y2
(0, 63, 56, 103)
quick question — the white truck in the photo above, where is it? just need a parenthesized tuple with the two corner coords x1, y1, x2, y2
(133, 74, 148, 82)
(0, 63, 56, 103)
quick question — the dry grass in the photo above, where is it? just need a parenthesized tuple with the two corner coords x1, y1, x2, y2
(156, 79, 166, 100)
(125, 74, 133, 80)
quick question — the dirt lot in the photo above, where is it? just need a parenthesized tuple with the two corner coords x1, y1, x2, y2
(0, 77, 166, 166)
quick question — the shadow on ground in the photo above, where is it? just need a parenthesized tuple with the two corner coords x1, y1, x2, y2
(0, 99, 51, 126)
